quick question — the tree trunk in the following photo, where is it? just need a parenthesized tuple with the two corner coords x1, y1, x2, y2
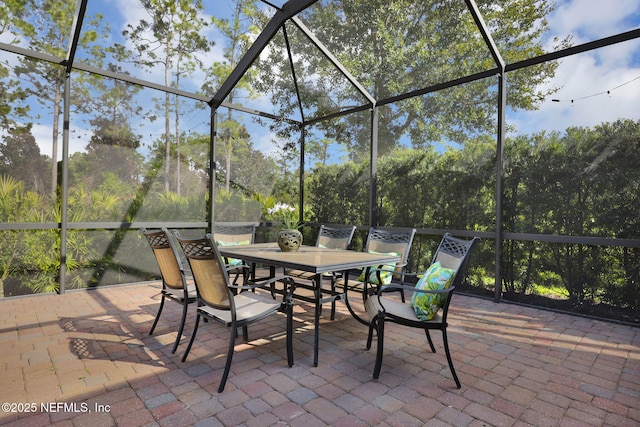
(50, 68, 64, 197)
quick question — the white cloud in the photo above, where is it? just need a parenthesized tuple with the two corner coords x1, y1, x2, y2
(511, 1, 640, 136)
(511, 61, 640, 134)
(548, 0, 640, 43)
(31, 123, 88, 160)
(254, 129, 281, 158)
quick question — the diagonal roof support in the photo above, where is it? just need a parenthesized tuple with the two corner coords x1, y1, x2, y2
(282, 25, 306, 122)
(290, 16, 376, 106)
(209, 0, 318, 110)
(465, 0, 505, 70)
(65, 0, 88, 73)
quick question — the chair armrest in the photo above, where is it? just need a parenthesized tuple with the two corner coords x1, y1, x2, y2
(373, 284, 456, 315)
(368, 261, 408, 273)
(351, 261, 407, 276)
(361, 261, 409, 287)
(399, 271, 421, 278)
(377, 283, 456, 295)
(410, 286, 455, 295)
(376, 283, 416, 294)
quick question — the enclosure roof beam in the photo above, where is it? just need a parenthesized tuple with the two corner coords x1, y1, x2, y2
(0, 42, 63, 65)
(209, 0, 319, 110)
(377, 68, 499, 108)
(304, 103, 373, 127)
(507, 27, 640, 72)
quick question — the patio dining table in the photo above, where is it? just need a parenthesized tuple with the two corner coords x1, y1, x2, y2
(218, 242, 400, 366)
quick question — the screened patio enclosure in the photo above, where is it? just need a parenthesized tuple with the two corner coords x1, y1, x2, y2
(0, 0, 639, 323)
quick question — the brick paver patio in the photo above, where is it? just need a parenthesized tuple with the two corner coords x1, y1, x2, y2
(1, 281, 638, 426)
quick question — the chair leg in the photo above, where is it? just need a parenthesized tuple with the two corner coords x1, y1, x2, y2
(172, 300, 189, 354)
(149, 293, 166, 335)
(372, 312, 385, 379)
(218, 325, 238, 393)
(442, 329, 461, 389)
(366, 316, 376, 350)
(286, 300, 294, 367)
(330, 278, 337, 320)
(181, 313, 201, 362)
(425, 329, 436, 353)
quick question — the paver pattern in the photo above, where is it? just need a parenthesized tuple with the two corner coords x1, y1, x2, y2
(0, 281, 638, 426)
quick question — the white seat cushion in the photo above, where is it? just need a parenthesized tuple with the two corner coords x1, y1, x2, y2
(199, 292, 281, 326)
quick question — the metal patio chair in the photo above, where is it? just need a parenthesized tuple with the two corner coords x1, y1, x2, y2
(175, 232, 295, 393)
(340, 227, 416, 303)
(364, 233, 479, 388)
(142, 227, 197, 354)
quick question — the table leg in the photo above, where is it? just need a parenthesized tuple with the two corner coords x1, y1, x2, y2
(313, 273, 321, 367)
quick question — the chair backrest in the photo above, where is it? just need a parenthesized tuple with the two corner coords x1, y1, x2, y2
(365, 227, 416, 275)
(142, 228, 185, 290)
(212, 223, 256, 245)
(432, 233, 480, 288)
(316, 225, 356, 250)
(175, 233, 232, 310)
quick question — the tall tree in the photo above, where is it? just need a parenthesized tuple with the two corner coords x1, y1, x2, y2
(78, 64, 144, 190)
(0, 124, 49, 192)
(120, 0, 212, 193)
(306, 137, 333, 166)
(201, 0, 259, 194)
(215, 119, 251, 192)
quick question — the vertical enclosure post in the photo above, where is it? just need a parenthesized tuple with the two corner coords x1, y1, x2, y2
(369, 106, 379, 227)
